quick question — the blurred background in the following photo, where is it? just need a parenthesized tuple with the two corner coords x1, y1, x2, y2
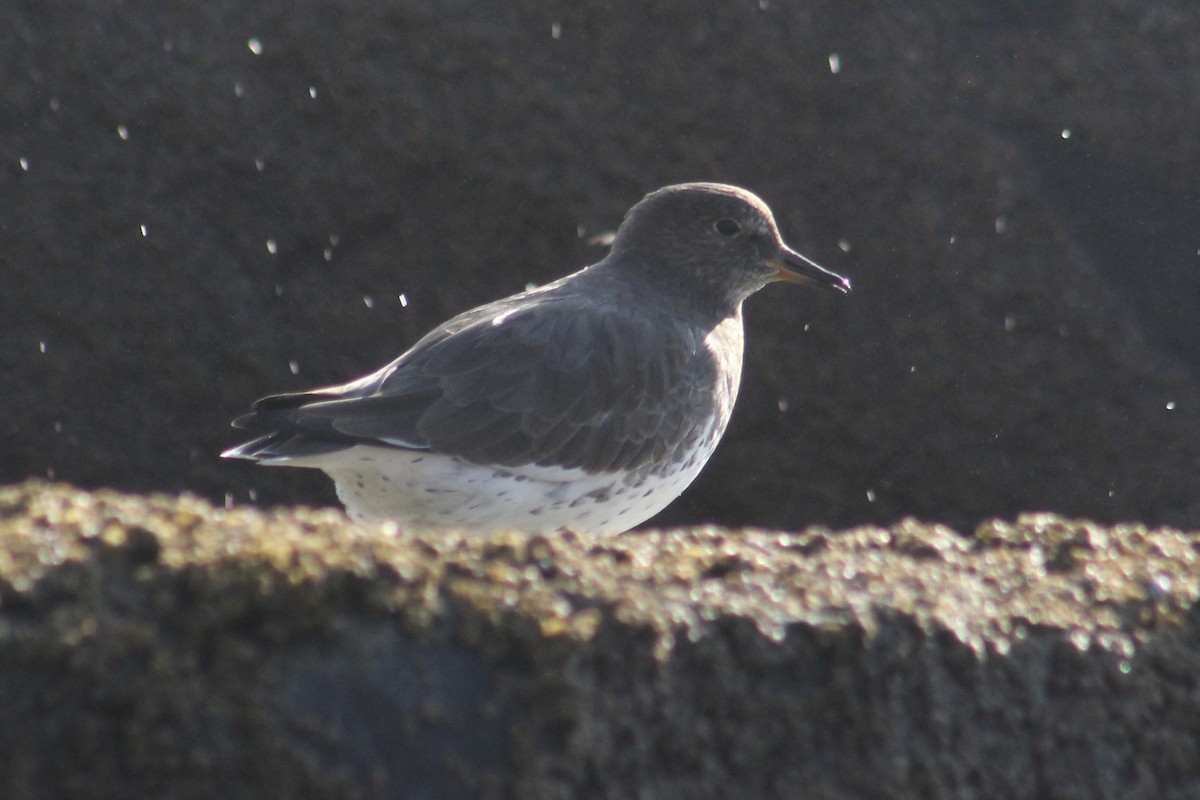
(3, 1, 1199, 533)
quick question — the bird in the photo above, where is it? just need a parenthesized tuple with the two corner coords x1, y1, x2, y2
(222, 182, 850, 535)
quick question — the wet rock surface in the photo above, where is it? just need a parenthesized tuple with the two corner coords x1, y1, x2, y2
(2, 481, 1199, 799)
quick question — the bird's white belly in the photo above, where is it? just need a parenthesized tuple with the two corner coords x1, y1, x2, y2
(272, 434, 722, 536)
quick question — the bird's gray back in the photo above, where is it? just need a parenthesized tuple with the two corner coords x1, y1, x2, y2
(236, 270, 738, 475)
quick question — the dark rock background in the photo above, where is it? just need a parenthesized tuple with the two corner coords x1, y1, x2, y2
(4, 1, 1200, 532)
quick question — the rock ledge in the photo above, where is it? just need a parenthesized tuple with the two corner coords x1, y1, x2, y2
(1, 480, 1198, 799)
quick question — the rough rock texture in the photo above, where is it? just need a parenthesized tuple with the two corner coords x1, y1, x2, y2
(4, 2, 1200, 533)
(2, 481, 1199, 799)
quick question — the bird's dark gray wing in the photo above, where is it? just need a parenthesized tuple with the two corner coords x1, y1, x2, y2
(230, 293, 718, 474)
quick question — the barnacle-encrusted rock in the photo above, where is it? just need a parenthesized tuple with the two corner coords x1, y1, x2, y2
(2, 481, 1199, 799)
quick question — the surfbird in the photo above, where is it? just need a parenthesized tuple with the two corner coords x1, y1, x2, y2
(222, 182, 850, 534)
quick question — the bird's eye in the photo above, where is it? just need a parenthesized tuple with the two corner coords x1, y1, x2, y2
(713, 218, 742, 237)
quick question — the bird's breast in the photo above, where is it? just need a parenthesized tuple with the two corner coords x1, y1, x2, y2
(702, 314, 745, 426)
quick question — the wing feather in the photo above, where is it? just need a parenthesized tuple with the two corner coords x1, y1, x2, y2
(230, 289, 718, 474)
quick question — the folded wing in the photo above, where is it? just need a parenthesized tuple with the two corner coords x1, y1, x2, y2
(227, 293, 715, 475)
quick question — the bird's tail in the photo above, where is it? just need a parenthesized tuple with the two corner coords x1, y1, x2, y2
(221, 432, 348, 464)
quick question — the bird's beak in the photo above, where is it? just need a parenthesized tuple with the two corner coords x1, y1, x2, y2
(766, 244, 851, 294)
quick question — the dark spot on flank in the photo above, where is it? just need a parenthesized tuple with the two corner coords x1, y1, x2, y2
(589, 484, 614, 502)
(570, 484, 615, 508)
